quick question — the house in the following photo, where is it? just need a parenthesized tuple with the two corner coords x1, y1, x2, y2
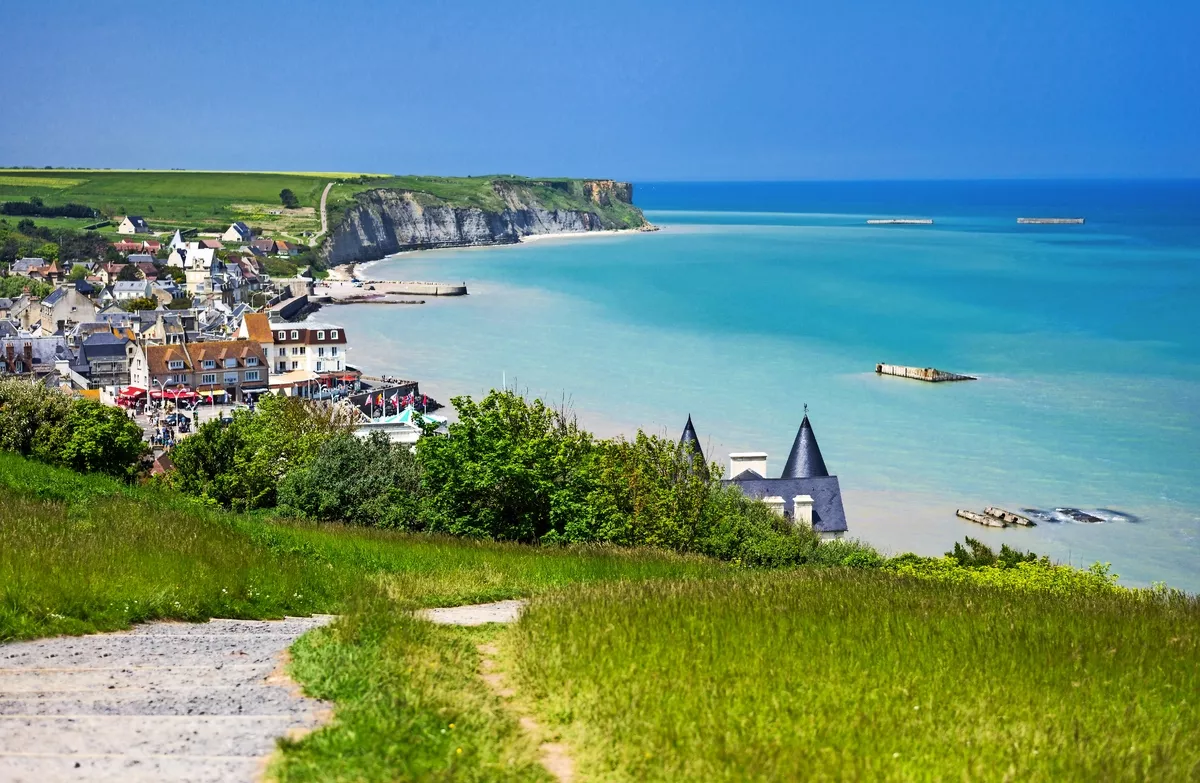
(113, 240, 143, 254)
(143, 312, 187, 345)
(9, 257, 56, 280)
(248, 239, 275, 256)
(169, 230, 186, 250)
(273, 240, 298, 256)
(142, 239, 162, 253)
(0, 298, 13, 320)
(39, 285, 97, 332)
(221, 221, 253, 243)
(129, 340, 268, 404)
(199, 239, 224, 251)
(127, 253, 156, 267)
(113, 280, 155, 302)
(98, 263, 128, 285)
(70, 331, 134, 388)
(167, 243, 215, 270)
(683, 413, 848, 539)
(0, 336, 71, 378)
(252, 319, 350, 394)
(117, 216, 151, 234)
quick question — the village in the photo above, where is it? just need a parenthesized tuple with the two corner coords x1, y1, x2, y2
(0, 214, 445, 462)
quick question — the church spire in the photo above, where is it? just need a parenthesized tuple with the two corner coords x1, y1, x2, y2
(780, 408, 829, 479)
(679, 414, 705, 463)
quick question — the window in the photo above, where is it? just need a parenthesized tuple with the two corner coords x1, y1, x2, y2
(291, 361, 298, 370)
(318, 347, 325, 356)
(331, 330, 338, 339)
(299, 346, 305, 355)
(277, 331, 286, 340)
(224, 372, 238, 384)
(246, 357, 259, 366)
(224, 358, 237, 368)
(331, 347, 338, 356)
(245, 370, 260, 382)
(317, 331, 325, 340)
(201, 373, 216, 384)
(201, 359, 215, 369)
(291, 347, 300, 356)
(168, 360, 184, 370)
(277, 362, 286, 373)
(278, 347, 287, 357)
(290, 330, 298, 340)
(316, 361, 323, 371)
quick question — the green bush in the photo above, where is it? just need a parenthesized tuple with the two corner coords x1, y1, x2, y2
(0, 380, 145, 478)
(279, 431, 423, 528)
(169, 394, 347, 509)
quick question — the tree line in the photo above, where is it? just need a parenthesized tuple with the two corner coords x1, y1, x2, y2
(1, 197, 97, 219)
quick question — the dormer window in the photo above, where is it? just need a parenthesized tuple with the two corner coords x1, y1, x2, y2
(168, 360, 184, 370)
(224, 358, 237, 368)
(290, 330, 299, 340)
(317, 331, 325, 340)
(201, 359, 216, 369)
(277, 331, 286, 340)
(246, 356, 259, 366)
(331, 330, 339, 339)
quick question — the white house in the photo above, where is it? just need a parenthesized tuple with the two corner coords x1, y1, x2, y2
(167, 243, 215, 270)
(113, 280, 155, 302)
(221, 221, 253, 243)
(117, 216, 150, 235)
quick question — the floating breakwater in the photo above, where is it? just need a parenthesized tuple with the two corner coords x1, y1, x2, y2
(866, 218, 934, 225)
(1017, 217, 1085, 224)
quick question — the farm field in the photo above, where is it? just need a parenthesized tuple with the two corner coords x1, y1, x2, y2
(0, 169, 383, 234)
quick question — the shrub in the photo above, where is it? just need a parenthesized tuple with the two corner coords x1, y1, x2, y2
(0, 380, 145, 478)
(169, 394, 349, 510)
(279, 431, 423, 528)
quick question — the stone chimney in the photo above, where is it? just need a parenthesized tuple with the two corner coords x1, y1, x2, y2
(793, 495, 815, 529)
(729, 452, 768, 479)
(763, 496, 785, 516)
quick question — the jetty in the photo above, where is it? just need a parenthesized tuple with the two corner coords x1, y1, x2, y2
(956, 509, 1005, 528)
(866, 218, 934, 225)
(1017, 217, 1085, 225)
(876, 363, 976, 383)
(984, 507, 1036, 527)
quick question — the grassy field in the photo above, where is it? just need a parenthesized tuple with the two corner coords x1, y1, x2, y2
(511, 575, 1200, 781)
(0, 169, 368, 234)
(5, 452, 1195, 781)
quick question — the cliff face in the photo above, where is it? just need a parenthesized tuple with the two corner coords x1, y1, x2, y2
(320, 179, 647, 266)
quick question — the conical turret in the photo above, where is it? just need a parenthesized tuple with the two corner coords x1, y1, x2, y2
(679, 414, 705, 463)
(780, 413, 829, 478)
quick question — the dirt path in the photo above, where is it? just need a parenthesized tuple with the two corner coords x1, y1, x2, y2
(314, 181, 334, 241)
(0, 616, 333, 782)
(421, 600, 575, 782)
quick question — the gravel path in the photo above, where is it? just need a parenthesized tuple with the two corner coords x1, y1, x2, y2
(418, 600, 527, 626)
(0, 616, 334, 782)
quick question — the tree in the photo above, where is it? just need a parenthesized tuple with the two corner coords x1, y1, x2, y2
(117, 264, 141, 281)
(58, 400, 147, 478)
(416, 390, 596, 541)
(279, 188, 299, 209)
(37, 243, 58, 263)
(169, 394, 350, 510)
(279, 431, 423, 528)
(123, 296, 160, 311)
(68, 265, 88, 281)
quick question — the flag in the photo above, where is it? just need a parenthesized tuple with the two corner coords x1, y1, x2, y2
(377, 393, 384, 406)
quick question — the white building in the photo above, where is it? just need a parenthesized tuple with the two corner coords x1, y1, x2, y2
(117, 216, 150, 234)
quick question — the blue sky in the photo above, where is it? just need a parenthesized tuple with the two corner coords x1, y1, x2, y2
(2, 0, 1197, 179)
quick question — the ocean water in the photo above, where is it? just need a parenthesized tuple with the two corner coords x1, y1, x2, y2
(323, 181, 1200, 591)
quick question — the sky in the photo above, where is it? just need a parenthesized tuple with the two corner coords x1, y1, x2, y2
(2, 0, 1197, 180)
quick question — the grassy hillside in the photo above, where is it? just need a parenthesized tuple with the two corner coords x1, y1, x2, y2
(6, 452, 1189, 781)
(513, 577, 1200, 781)
(0, 169, 378, 236)
(0, 170, 646, 244)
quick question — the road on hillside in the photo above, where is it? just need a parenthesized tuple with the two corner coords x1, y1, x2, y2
(315, 181, 333, 241)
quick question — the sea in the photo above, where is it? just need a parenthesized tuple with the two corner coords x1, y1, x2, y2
(321, 180, 1200, 592)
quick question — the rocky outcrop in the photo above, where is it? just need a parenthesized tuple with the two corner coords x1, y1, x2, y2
(320, 179, 648, 266)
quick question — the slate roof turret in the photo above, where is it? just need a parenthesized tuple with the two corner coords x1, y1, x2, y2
(679, 414, 705, 463)
(780, 413, 829, 479)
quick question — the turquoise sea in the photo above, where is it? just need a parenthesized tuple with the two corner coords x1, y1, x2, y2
(324, 181, 1200, 591)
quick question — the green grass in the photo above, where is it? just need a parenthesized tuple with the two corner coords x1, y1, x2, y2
(0, 169, 365, 233)
(511, 573, 1200, 781)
